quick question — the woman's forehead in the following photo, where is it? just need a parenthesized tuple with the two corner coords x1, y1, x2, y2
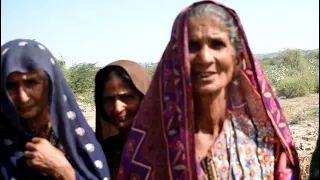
(104, 77, 132, 90)
(7, 70, 44, 80)
(103, 77, 138, 95)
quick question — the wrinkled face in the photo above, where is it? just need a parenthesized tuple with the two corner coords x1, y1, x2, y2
(103, 75, 142, 130)
(188, 15, 240, 95)
(6, 71, 48, 120)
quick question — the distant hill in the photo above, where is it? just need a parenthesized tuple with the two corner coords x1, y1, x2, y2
(255, 49, 317, 61)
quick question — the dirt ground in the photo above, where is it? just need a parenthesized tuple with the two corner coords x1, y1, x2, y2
(279, 94, 319, 179)
(82, 93, 319, 180)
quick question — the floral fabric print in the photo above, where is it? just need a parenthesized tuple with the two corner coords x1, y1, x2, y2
(197, 113, 275, 179)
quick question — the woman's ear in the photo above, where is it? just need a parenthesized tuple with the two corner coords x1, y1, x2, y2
(234, 51, 244, 75)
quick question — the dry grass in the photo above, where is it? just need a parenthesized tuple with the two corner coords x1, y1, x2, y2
(82, 93, 319, 179)
(280, 94, 319, 180)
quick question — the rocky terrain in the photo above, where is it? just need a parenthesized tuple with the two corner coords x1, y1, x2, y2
(279, 94, 319, 179)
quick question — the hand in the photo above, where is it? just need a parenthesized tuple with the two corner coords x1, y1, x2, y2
(25, 137, 75, 180)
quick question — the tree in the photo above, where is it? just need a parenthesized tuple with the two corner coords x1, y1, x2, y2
(69, 62, 99, 94)
(56, 58, 70, 83)
(279, 49, 307, 73)
(141, 62, 158, 77)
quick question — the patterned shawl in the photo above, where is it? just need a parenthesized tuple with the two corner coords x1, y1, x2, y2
(0, 39, 110, 180)
(118, 1, 300, 179)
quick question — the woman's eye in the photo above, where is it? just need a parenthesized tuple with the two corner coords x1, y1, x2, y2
(120, 94, 134, 102)
(210, 40, 226, 49)
(6, 82, 17, 90)
(189, 41, 200, 52)
(103, 96, 114, 104)
(25, 79, 38, 86)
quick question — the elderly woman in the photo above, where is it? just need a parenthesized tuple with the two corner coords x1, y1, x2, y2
(94, 60, 151, 179)
(0, 39, 110, 180)
(117, 1, 300, 179)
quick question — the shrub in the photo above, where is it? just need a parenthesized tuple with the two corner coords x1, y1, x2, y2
(315, 81, 319, 93)
(261, 49, 319, 98)
(263, 64, 288, 86)
(277, 75, 309, 98)
(307, 75, 319, 93)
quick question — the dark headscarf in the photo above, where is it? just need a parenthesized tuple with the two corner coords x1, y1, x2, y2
(95, 60, 151, 142)
(117, 1, 300, 179)
(94, 60, 151, 179)
(0, 39, 110, 180)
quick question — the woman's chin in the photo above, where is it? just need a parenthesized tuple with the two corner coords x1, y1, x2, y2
(118, 120, 133, 130)
(193, 85, 223, 96)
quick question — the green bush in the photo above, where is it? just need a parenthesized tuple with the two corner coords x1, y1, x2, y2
(261, 49, 319, 98)
(312, 76, 319, 93)
(315, 81, 319, 93)
(277, 76, 309, 98)
(277, 70, 319, 98)
(308, 75, 319, 93)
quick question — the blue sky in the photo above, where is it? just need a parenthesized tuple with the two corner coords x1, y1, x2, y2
(1, 0, 319, 67)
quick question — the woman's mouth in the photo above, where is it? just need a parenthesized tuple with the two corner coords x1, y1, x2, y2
(17, 105, 34, 112)
(117, 115, 126, 122)
(118, 117, 128, 128)
(199, 73, 213, 78)
(193, 72, 216, 79)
